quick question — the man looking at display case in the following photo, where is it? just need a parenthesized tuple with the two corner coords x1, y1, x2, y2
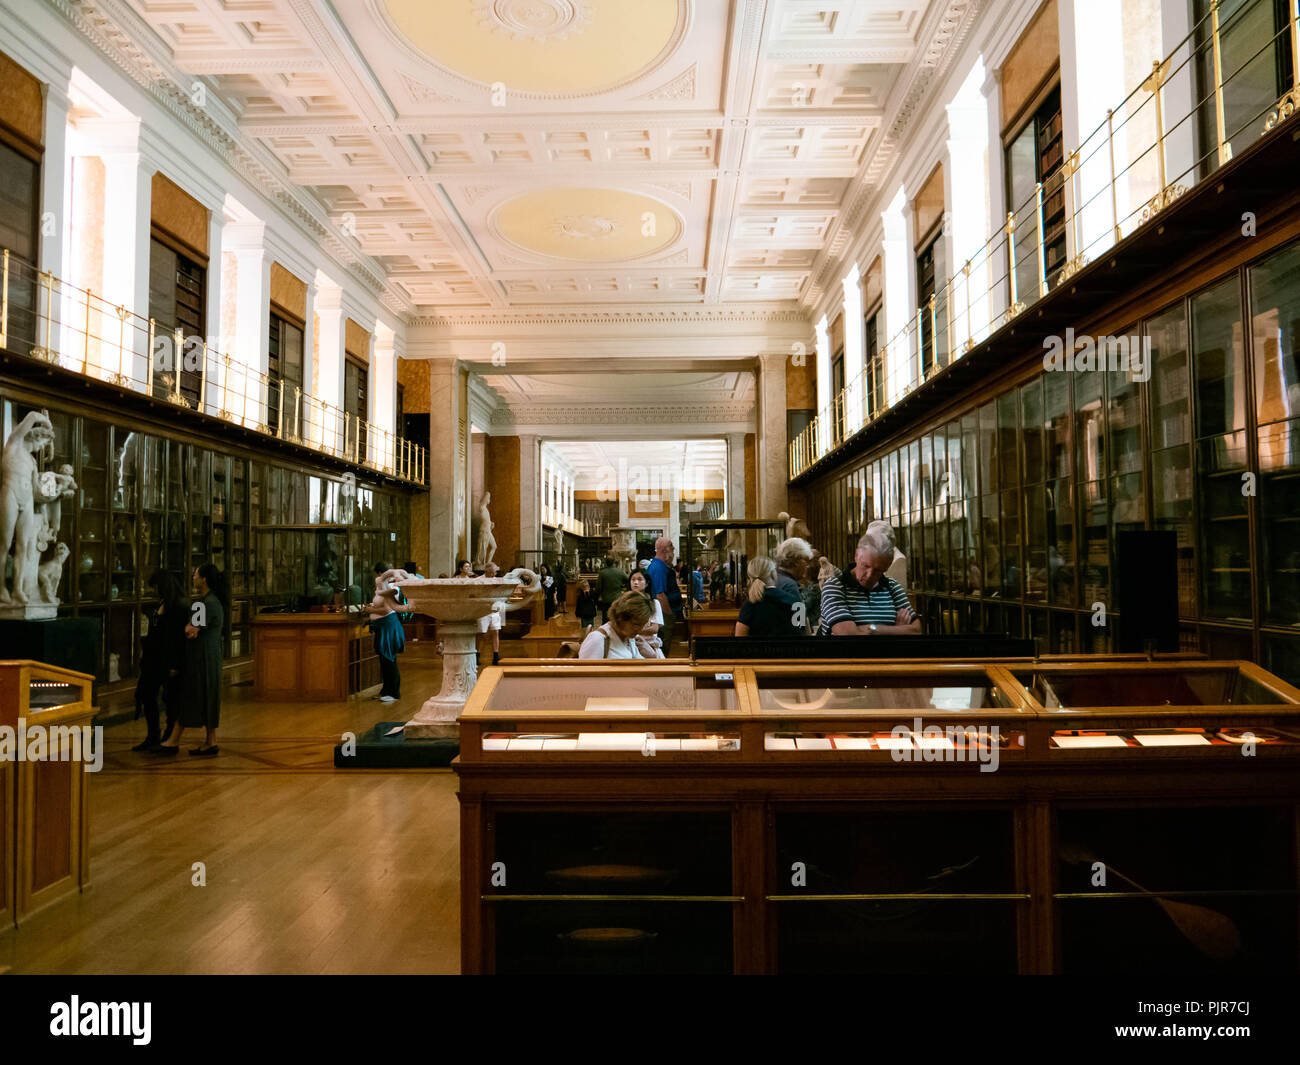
(645, 536, 683, 656)
(820, 528, 921, 636)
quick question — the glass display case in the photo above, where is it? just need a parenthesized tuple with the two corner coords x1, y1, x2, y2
(683, 519, 786, 636)
(457, 657, 1300, 973)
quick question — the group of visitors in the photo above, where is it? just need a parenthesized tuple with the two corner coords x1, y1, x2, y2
(135, 562, 229, 756)
(735, 520, 918, 638)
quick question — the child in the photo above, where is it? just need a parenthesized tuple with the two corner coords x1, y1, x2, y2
(575, 579, 598, 634)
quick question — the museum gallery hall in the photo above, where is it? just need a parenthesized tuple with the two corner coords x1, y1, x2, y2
(1, 0, 1299, 987)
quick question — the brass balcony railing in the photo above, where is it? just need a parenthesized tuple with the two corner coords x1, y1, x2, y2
(790, 0, 1300, 480)
(0, 249, 426, 485)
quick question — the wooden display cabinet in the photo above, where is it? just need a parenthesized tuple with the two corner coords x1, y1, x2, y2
(0, 661, 95, 927)
(456, 658, 1300, 974)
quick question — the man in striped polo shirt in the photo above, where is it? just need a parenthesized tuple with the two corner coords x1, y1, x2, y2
(820, 528, 921, 635)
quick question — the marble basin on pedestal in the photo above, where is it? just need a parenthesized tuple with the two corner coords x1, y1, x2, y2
(398, 570, 537, 738)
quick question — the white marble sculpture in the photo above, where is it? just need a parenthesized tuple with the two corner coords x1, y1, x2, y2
(475, 492, 497, 568)
(0, 411, 76, 618)
(553, 525, 564, 555)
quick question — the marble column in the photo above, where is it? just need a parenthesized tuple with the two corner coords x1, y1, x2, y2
(946, 61, 990, 352)
(427, 358, 470, 576)
(726, 431, 747, 519)
(519, 433, 540, 554)
(757, 352, 789, 517)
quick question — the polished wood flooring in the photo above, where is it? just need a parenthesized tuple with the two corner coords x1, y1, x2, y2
(0, 642, 462, 974)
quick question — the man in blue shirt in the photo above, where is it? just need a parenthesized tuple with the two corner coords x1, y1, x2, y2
(690, 563, 705, 608)
(645, 536, 683, 656)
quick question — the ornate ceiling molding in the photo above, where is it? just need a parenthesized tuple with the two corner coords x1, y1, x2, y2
(493, 400, 754, 427)
(51, 0, 413, 318)
(808, 0, 984, 305)
(636, 61, 696, 101)
(399, 71, 465, 105)
(410, 307, 809, 327)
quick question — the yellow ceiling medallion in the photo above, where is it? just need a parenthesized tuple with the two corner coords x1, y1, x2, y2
(380, 0, 687, 97)
(492, 187, 681, 262)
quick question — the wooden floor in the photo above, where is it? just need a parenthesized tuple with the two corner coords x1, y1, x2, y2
(0, 642, 462, 975)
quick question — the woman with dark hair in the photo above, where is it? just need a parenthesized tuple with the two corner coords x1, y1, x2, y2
(132, 569, 187, 751)
(539, 563, 556, 619)
(456, 559, 474, 578)
(155, 562, 227, 757)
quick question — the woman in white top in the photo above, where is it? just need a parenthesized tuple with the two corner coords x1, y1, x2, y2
(578, 592, 664, 659)
(626, 569, 664, 654)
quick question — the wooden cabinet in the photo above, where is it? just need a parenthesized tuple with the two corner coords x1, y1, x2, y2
(252, 613, 370, 701)
(0, 661, 95, 927)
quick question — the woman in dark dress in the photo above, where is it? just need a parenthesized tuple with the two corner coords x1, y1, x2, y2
(539, 564, 557, 619)
(156, 562, 227, 757)
(133, 569, 187, 751)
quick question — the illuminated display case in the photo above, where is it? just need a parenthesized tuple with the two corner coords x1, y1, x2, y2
(456, 658, 1300, 974)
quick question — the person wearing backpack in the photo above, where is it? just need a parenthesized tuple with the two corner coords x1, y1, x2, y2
(578, 592, 662, 659)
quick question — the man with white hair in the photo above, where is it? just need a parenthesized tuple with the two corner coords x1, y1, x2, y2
(645, 535, 683, 656)
(820, 528, 920, 635)
(866, 519, 908, 589)
(774, 537, 814, 596)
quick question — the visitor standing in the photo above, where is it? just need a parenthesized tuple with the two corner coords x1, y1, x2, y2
(645, 536, 683, 656)
(155, 562, 227, 757)
(133, 569, 186, 751)
(363, 563, 415, 702)
(595, 556, 627, 622)
(476, 561, 505, 665)
(575, 579, 598, 633)
(735, 557, 807, 637)
(539, 563, 557, 619)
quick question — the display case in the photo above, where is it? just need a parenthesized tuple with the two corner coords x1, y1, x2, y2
(457, 657, 1300, 973)
(0, 661, 95, 927)
(683, 519, 786, 643)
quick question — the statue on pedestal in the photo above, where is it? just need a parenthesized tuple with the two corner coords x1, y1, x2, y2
(0, 411, 76, 617)
(475, 492, 497, 568)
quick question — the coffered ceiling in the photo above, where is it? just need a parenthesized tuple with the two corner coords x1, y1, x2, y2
(116, 0, 977, 315)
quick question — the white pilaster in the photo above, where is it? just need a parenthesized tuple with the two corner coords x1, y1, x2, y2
(880, 184, 912, 405)
(312, 276, 346, 450)
(224, 222, 270, 429)
(814, 315, 830, 456)
(982, 67, 1009, 326)
(1059, 0, 1127, 264)
(841, 265, 864, 433)
(947, 60, 991, 353)
(519, 433, 539, 552)
(372, 322, 398, 470)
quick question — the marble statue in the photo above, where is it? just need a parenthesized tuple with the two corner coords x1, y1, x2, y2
(0, 411, 76, 616)
(777, 511, 812, 541)
(475, 492, 497, 568)
(553, 525, 564, 556)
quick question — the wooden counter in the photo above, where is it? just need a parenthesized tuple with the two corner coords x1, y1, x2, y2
(685, 606, 741, 639)
(1, 660, 95, 927)
(252, 612, 376, 701)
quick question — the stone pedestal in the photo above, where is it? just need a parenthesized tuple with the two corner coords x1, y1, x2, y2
(398, 570, 537, 737)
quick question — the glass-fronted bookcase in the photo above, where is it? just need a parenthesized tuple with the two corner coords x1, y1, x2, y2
(804, 236, 1300, 684)
(0, 397, 416, 695)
